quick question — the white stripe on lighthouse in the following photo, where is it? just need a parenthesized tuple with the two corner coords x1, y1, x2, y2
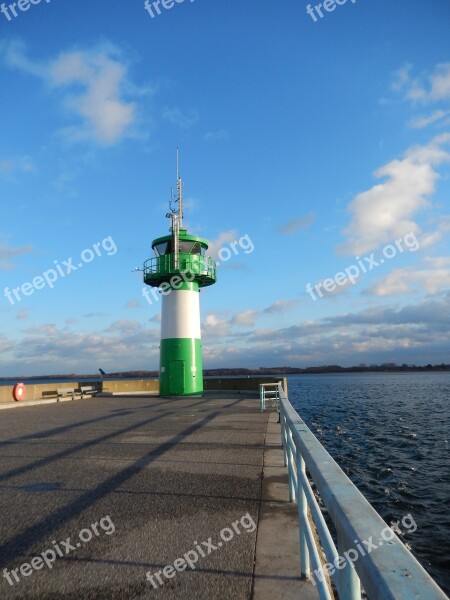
(161, 289, 201, 340)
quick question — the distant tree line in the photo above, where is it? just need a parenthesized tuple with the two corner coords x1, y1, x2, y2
(203, 363, 450, 375)
(3, 363, 449, 382)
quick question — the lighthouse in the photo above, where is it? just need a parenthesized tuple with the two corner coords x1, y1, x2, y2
(143, 155, 217, 396)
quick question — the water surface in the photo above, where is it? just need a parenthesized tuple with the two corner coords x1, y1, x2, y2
(287, 372, 450, 595)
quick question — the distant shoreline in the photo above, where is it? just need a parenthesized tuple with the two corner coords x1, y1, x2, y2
(1, 363, 449, 381)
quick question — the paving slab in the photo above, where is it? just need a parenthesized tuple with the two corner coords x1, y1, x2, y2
(0, 394, 266, 599)
(0, 394, 316, 599)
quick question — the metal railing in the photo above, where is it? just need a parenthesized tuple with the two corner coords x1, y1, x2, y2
(259, 383, 280, 412)
(143, 254, 216, 287)
(277, 381, 448, 600)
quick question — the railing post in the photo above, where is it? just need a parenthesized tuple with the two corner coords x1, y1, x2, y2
(296, 448, 311, 578)
(288, 429, 296, 503)
(337, 535, 361, 600)
(281, 412, 288, 467)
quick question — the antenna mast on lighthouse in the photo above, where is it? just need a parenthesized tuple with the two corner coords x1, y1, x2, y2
(176, 148, 183, 228)
(168, 149, 183, 268)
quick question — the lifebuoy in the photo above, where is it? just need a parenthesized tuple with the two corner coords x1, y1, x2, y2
(12, 383, 25, 402)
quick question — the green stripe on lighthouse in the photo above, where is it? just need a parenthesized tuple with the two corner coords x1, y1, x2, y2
(160, 338, 203, 396)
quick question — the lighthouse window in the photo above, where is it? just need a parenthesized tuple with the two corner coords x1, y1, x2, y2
(154, 240, 205, 256)
(153, 242, 169, 256)
(178, 241, 203, 254)
(179, 241, 194, 253)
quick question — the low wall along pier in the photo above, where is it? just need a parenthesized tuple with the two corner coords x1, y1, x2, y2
(0, 377, 286, 404)
(0, 381, 85, 403)
(102, 379, 159, 395)
(205, 377, 286, 393)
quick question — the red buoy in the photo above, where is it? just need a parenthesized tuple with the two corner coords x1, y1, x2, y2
(12, 383, 25, 402)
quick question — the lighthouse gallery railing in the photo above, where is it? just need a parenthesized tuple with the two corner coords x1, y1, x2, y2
(143, 254, 216, 287)
(277, 381, 447, 600)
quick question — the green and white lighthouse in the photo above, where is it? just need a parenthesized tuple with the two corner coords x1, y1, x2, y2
(143, 155, 217, 396)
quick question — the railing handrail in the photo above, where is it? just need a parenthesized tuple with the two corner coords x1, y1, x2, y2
(259, 382, 280, 412)
(143, 254, 217, 287)
(277, 381, 448, 600)
(143, 254, 216, 274)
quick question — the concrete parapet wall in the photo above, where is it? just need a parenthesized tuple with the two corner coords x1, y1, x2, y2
(102, 379, 159, 394)
(0, 376, 287, 404)
(204, 376, 287, 394)
(0, 381, 101, 403)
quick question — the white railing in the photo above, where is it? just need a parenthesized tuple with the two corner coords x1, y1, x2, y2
(276, 381, 448, 600)
(259, 383, 280, 412)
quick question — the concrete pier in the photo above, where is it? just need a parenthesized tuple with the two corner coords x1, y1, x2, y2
(0, 393, 319, 599)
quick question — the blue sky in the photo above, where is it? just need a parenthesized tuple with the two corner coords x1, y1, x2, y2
(1, 0, 450, 375)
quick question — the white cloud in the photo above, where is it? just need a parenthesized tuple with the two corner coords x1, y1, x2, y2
(2, 40, 140, 146)
(423, 256, 450, 267)
(365, 263, 450, 297)
(404, 63, 450, 103)
(394, 63, 450, 132)
(392, 64, 412, 92)
(0, 156, 36, 178)
(203, 313, 230, 337)
(24, 324, 59, 336)
(204, 300, 298, 335)
(105, 320, 141, 333)
(162, 107, 199, 128)
(419, 216, 450, 248)
(124, 299, 141, 309)
(207, 230, 238, 258)
(263, 299, 299, 314)
(15, 309, 29, 321)
(0, 241, 33, 270)
(337, 135, 450, 256)
(392, 63, 450, 103)
(2, 295, 450, 374)
(2, 322, 160, 374)
(410, 110, 450, 129)
(231, 310, 259, 327)
(3, 39, 44, 77)
(277, 213, 315, 235)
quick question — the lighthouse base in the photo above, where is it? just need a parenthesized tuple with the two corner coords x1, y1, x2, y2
(159, 338, 203, 396)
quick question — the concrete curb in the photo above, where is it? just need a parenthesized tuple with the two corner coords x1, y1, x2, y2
(97, 392, 159, 397)
(0, 395, 95, 410)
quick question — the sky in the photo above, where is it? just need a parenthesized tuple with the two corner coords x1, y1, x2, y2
(1, 0, 450, 375)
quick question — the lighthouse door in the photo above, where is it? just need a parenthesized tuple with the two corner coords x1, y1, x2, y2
(169, 360, 185, 395)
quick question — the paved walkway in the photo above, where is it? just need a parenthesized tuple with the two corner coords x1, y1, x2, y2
(0, 393, 319, 599)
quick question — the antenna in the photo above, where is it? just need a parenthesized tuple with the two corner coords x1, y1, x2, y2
(166, 149, 183, 269)
(168, 149, 183, 223)
(176, 147, 183, 228)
